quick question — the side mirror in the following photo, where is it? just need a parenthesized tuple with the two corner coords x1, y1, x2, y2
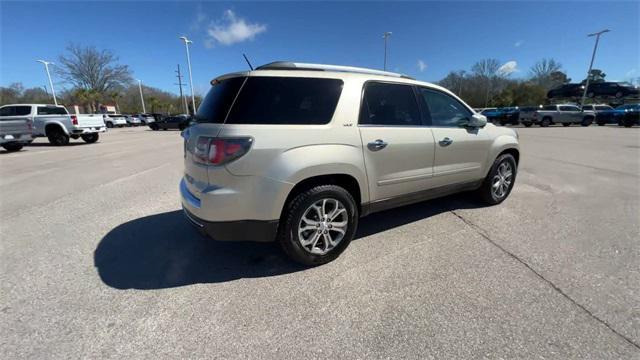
(459, 114, 487, 128)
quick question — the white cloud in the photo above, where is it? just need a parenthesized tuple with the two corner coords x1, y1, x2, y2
(625, 68, 637, 78)
(417, 60, 427, 72)
(207, 10, 267, 46)
(189, 4, 207, 31)
(498, 60, 519, 76)
(514, 40, 523, 47)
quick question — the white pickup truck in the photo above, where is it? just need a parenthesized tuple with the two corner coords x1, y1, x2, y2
(0, 105, 33, 152)
(0, 104, 106, 145)
(521, 104, 596, 127)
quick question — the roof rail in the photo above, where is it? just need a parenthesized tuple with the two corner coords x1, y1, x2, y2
(255, 61, 414, 80)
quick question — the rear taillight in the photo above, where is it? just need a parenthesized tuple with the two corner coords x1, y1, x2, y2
(71, 115, 78, 125)
(193, 137, 253, 166)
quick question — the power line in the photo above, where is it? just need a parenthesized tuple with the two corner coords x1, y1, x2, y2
(175, 64, 188, 114)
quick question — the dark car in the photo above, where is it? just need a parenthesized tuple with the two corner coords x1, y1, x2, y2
(586, 82, 639, 99)
(547, 84, 583, 99)
(581, 104, 614, 125)
(614, 104, 640, 127)
(499, 107, 520, 126)
(480, 108, 505, 124)
(149, 114, 192, 131)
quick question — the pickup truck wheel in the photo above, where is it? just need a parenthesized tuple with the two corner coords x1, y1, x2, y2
(2, 143, 23, 152)
(540, 117, 551, 127)
(478, 154, 517, 205)
(47, 128, 70, 146)
(278, 185, 358, 266)
(562, 123, 570, 127)
(523, 122, 532, 128)
(81, 133, 99, 143)
(106, 122, 113, 128)
(581, 117, 593, 126)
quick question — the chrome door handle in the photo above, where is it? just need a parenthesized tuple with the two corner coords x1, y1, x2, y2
(367, 139, 388, 151)
(439, 137, 453, 146)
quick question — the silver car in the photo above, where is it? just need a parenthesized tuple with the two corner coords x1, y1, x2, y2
(181, 62, 520, 265)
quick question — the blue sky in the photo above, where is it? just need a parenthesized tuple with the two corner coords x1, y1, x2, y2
(1, 1, 638, 96)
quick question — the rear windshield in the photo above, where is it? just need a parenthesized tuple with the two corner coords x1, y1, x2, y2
(195, 77, 247, 123)
(542, 105, 557, 111)
(37, 106, 67, 115)
(226, 77, 343, 125)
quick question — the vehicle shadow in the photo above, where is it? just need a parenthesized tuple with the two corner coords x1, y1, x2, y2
(94, 194, 486, 290)
(27, 142, 88, 147)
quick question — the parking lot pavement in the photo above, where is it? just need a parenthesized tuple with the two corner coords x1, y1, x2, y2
(1, 126, 639, 358)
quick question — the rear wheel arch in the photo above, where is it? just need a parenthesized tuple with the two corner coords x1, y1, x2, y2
(281, 174, 363, 220)
(44, 122, 67, 136)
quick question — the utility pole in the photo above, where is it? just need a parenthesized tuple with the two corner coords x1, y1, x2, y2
(179, 36, 196, 115)
(137, 79, 146, 113)
(383, 32, 392, 71)
(36, 60, 57, 105)
(175, 64, 188, 114)
(580, 29, 610, 109)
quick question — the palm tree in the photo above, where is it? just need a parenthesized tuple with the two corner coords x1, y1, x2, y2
(109, 91, 122, 113)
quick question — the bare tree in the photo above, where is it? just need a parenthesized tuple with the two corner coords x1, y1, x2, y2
(529, 58, 562, 79)
(471, 59, 500, 78)
(56, 45, 132, 95)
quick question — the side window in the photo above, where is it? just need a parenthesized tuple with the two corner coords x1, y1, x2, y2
(560, 106, 579, 112)
(0, 106, 15, 117)
(419, 88, 472, 127)
(359, 82, 421, 126)
(15, 106, 31, 116)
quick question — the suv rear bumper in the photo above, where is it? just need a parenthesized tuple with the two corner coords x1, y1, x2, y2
(182, 207, 278, 242)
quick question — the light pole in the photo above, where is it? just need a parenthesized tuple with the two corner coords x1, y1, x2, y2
(180, 36, 196, 115)
(36, 60, 57, 105)
(383, 32, 392, 71)
(580, 29, 610, 109)
(137, 79, 146, 113)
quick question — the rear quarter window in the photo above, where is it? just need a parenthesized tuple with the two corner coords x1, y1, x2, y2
(225, 77, 344, 125)
(37, 106, 67, 115)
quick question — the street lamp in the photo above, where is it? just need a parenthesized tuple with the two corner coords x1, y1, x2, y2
(36, 60, 57, 105)
(137, 79, 146, 113)
(383, 32, 392, 71)
(179, 36, 196, 115)
(580, 29, 610, 109)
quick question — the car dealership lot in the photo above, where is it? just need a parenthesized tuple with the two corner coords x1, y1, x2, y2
(1, 127, 638, 358)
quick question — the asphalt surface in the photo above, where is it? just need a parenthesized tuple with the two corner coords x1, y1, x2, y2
(1, 125, 639, 359)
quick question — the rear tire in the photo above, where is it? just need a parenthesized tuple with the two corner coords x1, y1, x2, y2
(477, 153, 517, 205)
(47, 128, 70, 146)
(81, 133, 99, 143)
(540, 117, 551, 127)
(523, 122, 532, 128)
(106, 122, 114, 129)
(278, 185, 358, 266)
(581, 117, 593, 127)
(2, 143, 23, 152)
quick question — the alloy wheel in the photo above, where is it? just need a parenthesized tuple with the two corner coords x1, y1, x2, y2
(298, 198, 348, 255)
(492, 161, 513, 199)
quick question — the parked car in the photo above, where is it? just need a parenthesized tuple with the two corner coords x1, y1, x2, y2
(138, 113, 156, 124)
(149, 114, 191, 131)
(614, 104, 640, 127)
(547, 84, 584, 99)
(523, 104, 595, 127)
(0, 104, 105, 145)
(517, 106, 541, 127)
(580, 104, 614, 125)
(124, 115, 142, 127)
(0, 105, 33, 152)
(585, 82, 639, 99)
(180, 61, 519, 265)
(103, 114, 127, 128)
(499, 107, 520, 126)
(480, 108, 501, 123)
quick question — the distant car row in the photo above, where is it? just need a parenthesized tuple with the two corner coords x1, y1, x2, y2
(547, 82, 639, 99)
(476, 104, 640, 128)
(103, 113, 156, 128)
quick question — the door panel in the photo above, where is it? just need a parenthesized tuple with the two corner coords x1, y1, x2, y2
(359, 126, 435, 201)
(430, 127, 491, 186)
(418, 87, 492, 187)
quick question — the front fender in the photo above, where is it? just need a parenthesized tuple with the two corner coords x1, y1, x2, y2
(483, 133, 519, 177)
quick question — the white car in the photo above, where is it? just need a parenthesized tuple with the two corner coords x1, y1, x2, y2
(181, 62, 520, 265)
(103, 114, 128, 128)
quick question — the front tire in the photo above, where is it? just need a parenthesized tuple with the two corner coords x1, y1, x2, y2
(106, 122, 114, 129)
(2, 143, 23, 152)
(278, 185, 358, 266)
(81, 133, 99, 143)
(540, 117, 551, 127)
(478, 154, 517, 205)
